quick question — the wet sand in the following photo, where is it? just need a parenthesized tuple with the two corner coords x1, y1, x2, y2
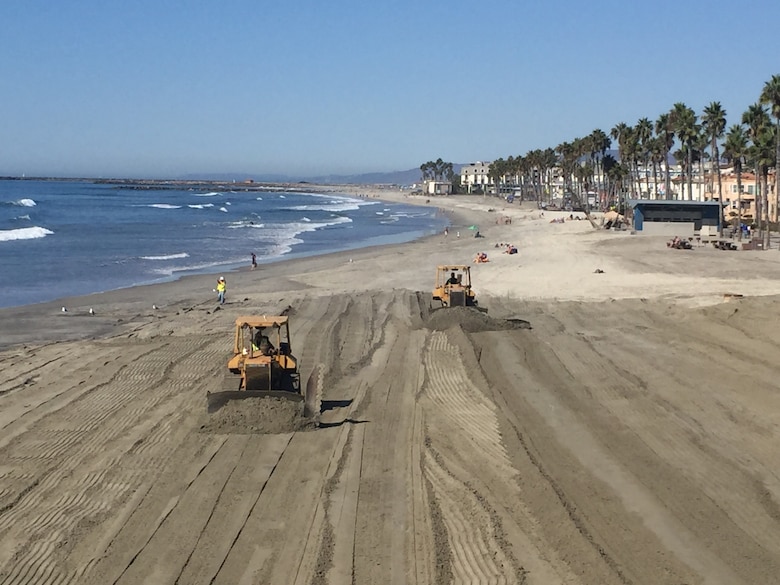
(2, 190, 780, 584)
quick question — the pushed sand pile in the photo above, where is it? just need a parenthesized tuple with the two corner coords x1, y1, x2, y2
(200, 396, 315, 434)
(425, 306, 531, 333)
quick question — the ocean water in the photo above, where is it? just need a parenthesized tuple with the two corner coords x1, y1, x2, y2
(0, 179, 446, 309)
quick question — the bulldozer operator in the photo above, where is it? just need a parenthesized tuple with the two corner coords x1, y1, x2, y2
(252, 329, 276, 355)
(446, 272, 460, 285)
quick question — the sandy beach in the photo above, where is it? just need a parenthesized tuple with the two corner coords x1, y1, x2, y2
(2, 188, 780, 584)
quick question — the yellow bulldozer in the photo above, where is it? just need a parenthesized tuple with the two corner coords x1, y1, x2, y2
(432, 264, 480, 309)
(206, 315, 320, 418)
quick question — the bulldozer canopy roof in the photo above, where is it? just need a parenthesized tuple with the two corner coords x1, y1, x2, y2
(235, 316, 289, 328)
(437, 265, 470, 271)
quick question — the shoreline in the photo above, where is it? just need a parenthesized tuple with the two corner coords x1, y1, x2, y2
(0, 188, 477, 349)
(4, 185, 780, 350)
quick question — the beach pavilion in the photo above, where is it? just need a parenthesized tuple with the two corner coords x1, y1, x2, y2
(628, 199, 722, 238)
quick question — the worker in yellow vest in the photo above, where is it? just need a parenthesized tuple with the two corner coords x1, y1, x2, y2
(216, 276, 226, 304)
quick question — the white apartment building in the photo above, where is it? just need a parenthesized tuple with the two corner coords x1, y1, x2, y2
(460, 162, 491, 193)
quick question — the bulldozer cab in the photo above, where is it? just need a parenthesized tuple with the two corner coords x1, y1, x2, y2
(227, 316, 297, 390)
(432, 265, 477, 308)
(233, 316, 291, 360)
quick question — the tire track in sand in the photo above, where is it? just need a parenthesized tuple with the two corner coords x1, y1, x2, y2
(0, 336, 223, 584)
(421, 331, 521, 584)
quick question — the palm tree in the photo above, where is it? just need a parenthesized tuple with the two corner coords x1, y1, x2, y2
(743, 104, 771, 241)
(656, 113, 675, 199)
(489, 158, 507, 195)
(588, 129, 611, 207)
(635, 117, 653, 196)
(539, 148, 557, 204)
(749, 126, 777, 249)
(702, 102, 727, 203)
(610, 122, 629, 162)
(622, 127, 642, 197)
(672, 103, 699, 200)
(759, 74, 780, 225)
(723, 124, 749, 239)
(695, 128, 709, 201)
(605, 158, 629, 208)
(649, 136, 666, 198)
(611, 122, 636, 197)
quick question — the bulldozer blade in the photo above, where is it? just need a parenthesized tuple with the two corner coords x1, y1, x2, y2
(206, 390, 303, 414)
(304, 364, 324, 419)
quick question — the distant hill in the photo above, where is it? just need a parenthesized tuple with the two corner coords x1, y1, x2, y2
(180, 165, 465, 186)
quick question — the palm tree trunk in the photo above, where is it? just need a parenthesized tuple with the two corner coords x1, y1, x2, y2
(687, 148, 694, 201)
(714, 144, 723, 205)
(755, 164, 762, 243)
(737, 167, 743, 241)
(652, 160, 659, 199)
(763, 170, 771, 250)
(664, 151, 672, 200)
(699, 155, 706, 202)
(775, 120, 780, 230)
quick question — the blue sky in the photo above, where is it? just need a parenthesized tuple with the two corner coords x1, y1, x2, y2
(1, 0, 778, 179)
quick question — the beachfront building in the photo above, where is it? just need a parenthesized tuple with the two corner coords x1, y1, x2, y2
(460, 162, 492, 194)
(697, 168, 776, 225)
(629, 199, 722, 238)
(424, 180, 453, 195)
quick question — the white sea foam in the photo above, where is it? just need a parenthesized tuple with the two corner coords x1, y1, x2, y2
(15, 198, 37, 207)
(228, 221, 265, 229)
(0, 226, 53, 242)
(141, 252, 190, 261)
(256, 197, 263, 200)
(149, 203, 181, 209)
(301, 217, 311, 222)
(188, 203, 215, 209)
(15, 214, 31, 221)
(195, 192, 221, 197)
(289, 193, 378, 213)
(256, 217, 352, 256)
(219, 207, 228, 213)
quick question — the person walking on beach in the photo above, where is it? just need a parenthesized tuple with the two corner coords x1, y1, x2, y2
(251, 253, 257, 270)
(216, 276, 226, 304)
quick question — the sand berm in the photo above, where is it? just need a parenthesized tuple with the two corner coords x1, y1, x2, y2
(2, 188, 780, 585)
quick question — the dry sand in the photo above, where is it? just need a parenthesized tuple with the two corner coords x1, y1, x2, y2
(2, 188, 780, 584)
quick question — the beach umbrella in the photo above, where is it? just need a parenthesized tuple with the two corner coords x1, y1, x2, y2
(468, 225, 479, 230)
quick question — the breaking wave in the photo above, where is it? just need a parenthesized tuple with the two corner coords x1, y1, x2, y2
(141, 252, 190, 261)
(0, 226, 54, 242)
(1, 198, 37, 207)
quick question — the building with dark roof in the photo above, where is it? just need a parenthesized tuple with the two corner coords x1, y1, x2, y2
(629, 200, 722, 237)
